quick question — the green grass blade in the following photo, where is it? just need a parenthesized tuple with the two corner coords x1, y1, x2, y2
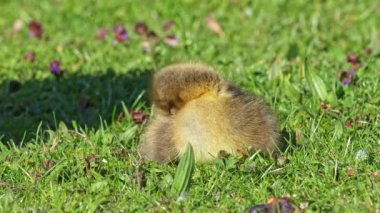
(304, 58, 328, 102)
(171, 143, 195, 196)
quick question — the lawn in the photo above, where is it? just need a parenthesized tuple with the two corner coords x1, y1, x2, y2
(0, 0, 379, 212)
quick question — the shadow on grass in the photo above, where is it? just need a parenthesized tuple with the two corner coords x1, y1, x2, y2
(0, 68, 152, 144)
(279, 130, 296, 152)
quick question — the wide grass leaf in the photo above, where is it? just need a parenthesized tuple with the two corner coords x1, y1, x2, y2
(304, 58, 328, 101)
(171, 143, 195, 196)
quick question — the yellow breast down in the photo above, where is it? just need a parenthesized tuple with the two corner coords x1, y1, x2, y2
(172, 93, 239, 162)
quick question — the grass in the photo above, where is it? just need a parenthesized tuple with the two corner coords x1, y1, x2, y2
(0, 0, 379, 211)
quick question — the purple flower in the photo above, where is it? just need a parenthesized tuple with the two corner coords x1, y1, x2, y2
(50, 60, 61, 75)
(113, 25, 129, 42)
(116, 32, 128, 41)
(340, 69, 355, 86)
(28, 21, 43, 39)
(348, 69, 354, 78)
(343, 78, 350, 86)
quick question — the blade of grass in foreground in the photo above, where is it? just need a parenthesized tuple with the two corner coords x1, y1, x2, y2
(304, 58, 337, 105)
(304, 58, 328, 101)
(171, 143, 195, 197)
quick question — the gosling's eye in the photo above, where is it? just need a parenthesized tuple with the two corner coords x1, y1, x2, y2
(167, 101, 176, 115)
(169, 107, 176, 115)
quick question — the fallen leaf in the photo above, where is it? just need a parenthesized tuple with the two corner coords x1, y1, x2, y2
(299, 202, 308, 210)
(12, 19, 24, 34)
(295, 129, 304, 145)
(141, 41, 152, 52)
(206, 16, 225, 37)
(42, 160, 56, 169)
(370, 171, 380, 179)
(49, 138, 59, 152)
(320, 102, 331, 110)
(163, 35, 180, 48)
(277, 155, 290, 166)
(215, 191, 221, 202)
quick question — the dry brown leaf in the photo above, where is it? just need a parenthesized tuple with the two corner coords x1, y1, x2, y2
(12, 19, 24, 34)
(370, 171, 380, 179)
(141, 41, 152, 52)
(163, 35, 180, 48)
(206, 16, 225, 37)
(299, 202, 309, 210)
(277, 155, 290, 166)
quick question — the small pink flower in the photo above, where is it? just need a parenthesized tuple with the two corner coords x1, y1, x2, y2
(97, 28, 108, 40)
(25, 51, 36, 62)
(135, 22, 148, 36)
(345, 120, 353, 128)
(339, 69, 355, 86)
(347, 53, 359, 65)
(130, 110, 149, 125)
(352, 62, 360, 71)
(28, 21, 43, 39)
